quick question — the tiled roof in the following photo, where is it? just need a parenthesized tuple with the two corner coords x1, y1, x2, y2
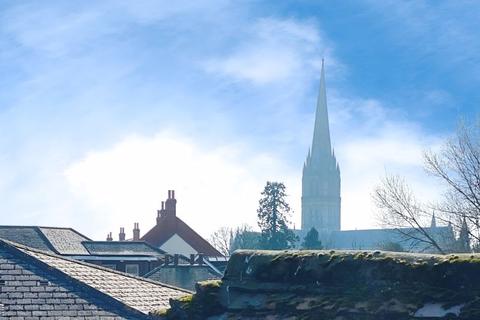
(0, 225, 91, 255)
(1, 239, 189, 314)
(83, 241, 165, 256)
(40, 227, 90, 255)
(142, 215, 223, 257)
(0, 226, 54, 252)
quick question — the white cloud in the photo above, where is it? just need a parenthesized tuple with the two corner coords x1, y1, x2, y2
(327, 94, 446, 230)
(203, 18, 338, 85)
(1, 0, 229, 57)
(64, 131, 300, 240)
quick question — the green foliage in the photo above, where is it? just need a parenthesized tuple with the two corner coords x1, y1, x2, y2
(257, 181, 297, 250)
(302, 227, 323, 249)
(229, 225, 260, 253)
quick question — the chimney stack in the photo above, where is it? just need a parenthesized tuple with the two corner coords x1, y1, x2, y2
(156, 201, 166, 224)
(133, 223, 140, 241)
(164, 190, 177, 217)
(119, 227, 125, 241)
(106, 232, 113, 241)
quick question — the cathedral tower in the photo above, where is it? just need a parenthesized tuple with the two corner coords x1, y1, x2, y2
(301, 60, 341, 235)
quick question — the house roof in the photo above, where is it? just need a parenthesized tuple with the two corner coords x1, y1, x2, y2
(141, 215, 223, 257)
(0, 238, 189, 314)
(0, 225, 91, 254)
(83, 241, 166, 256)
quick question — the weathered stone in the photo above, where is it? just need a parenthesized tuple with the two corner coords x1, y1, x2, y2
(158, 250, 480, 319)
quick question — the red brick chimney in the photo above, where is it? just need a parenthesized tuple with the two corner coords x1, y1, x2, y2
(119, 227, 125, 241)
(133, 223, 140, 241)
(165, 190, 177, 217)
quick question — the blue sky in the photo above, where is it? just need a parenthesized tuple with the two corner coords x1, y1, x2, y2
(0, 1, 478, 240)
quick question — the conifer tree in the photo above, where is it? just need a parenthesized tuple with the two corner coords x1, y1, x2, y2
(302, 227, 323, 249)
(257, 181, 297, 249)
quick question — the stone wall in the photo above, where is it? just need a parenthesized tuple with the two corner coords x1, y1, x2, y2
(155, 250, 480, 319)
(147, 265, 219, 291)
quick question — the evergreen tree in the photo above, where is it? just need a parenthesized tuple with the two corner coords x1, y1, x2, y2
(302, 227, 323, 249)
(229, 225, 260, 253)
(257, 181, 297, 249)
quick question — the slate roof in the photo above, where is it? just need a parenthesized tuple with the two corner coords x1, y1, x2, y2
(39, 227, 90, 254)
(142, 215, 223, 257)
(0, 239, 189, 316)
(83, 241, 166, 256)
(0, 225, 91, 255)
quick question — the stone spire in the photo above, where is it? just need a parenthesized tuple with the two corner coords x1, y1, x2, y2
(301, 59, 341, 235)
(310, 59, 332, 161)
(430, 212, 437, 228)
(458, 217, 471, 252)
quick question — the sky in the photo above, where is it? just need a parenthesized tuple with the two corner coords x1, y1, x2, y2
(0, 1, 479, 241)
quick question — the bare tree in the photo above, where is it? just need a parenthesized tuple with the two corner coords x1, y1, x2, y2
(209, 227, 232, 257)
(374, 175, 446, 254)
(229, 224, 259, 252)
(424, 120, 480, 243)
(374, 120, 480, 253)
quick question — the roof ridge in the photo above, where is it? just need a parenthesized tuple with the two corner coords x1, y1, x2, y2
(3, 238, 191, 293)
(336, 226, 451, 233)
(81, 240, 166, 255)
(33, 226, 59, 254)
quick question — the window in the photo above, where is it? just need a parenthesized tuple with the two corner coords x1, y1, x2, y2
(125, 264, 139, 276)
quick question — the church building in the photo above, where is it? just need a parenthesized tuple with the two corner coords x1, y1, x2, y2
(301, 59, 341, 236)
(301, 61, 455, 253)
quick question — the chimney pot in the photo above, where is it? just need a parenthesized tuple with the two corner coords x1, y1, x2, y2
(133, 223, 140, 241)
(172, 190, 175, 199)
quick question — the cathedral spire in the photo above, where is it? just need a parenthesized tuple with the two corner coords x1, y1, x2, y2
(311, 59, 332, 161)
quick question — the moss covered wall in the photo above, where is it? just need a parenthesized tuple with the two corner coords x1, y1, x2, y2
(155, 250, 480, 319)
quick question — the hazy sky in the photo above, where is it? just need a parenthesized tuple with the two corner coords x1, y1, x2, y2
(1, 1, 479, 240)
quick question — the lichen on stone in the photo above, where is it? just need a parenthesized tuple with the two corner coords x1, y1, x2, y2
(160, 250, 480, 319)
